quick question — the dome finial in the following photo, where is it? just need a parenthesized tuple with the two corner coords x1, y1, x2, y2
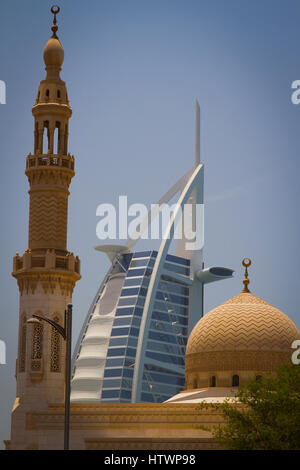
(50, 5, 60, 38)
(242, 258, 251, 293)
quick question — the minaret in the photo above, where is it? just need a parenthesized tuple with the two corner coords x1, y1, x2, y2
(10, 7, 80, 449)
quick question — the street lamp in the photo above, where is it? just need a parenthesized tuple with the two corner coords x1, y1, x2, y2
(27, 303, 72, 450)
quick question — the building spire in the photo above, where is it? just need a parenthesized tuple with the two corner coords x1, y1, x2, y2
(194, 99, 200, 167)
(50, 5, 60, 39)
(242, 258, 251, 293)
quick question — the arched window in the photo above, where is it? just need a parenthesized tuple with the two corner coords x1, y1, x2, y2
(54, 121, 61, 154)
(31, 323, 43, 360)
(64, 123, 68, 155)
(57, 90, 61, 98)
(31, 320, 43, 372)
(19, 314, 27, 373)
(42, 120, 49, 154)
(46, 89, 50, 98)
(232, 374, 239, 387)
(50, 315, 61, 372)
(210, 376, 216, 387)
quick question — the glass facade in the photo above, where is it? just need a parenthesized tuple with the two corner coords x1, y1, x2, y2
(72, 250, 190, 403)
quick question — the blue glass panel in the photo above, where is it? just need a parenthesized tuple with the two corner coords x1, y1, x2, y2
(126, 347, 137, 357)
(130, 259, 150, 268)
(124, 278, 143, 287)
(102, 390, 120, 398)
(123, 368, 134, 378)
(111, 327, 130, 336)
(104, 369, 122, 378)
(132, 251, 152, 258)
(155, 291, 188, 305)
(143, 371, 185, 386)
(141, 392, 169, 403)
(147, 340, 185, 356)
(127, 268, 145, 277)
(102, 378, 122, 388)
(146, 350, 185, 366)
(107, 347, 126, 357)
(105, 358, 124, 367)
(129, 327, 140, 337)
(128, 337, 138, 347)
(164, 262, 189, 276)
(158, 283, 189, 296)
(150, 321, 187, 336)
(136, 297, 145, 307)
(121, 390, 132, 399)
(148, 258, 155, 267)
(121, 287, 139, 296)
(148, 330, 187, 344)
(116, 307, 135, 316)
(145, 268, 153, 277)
(139, 287, 148, 297)
(154, 301, 188, 316)
(152, 310, 188, 325)
(118, 297, 137, 306)
(124, 358, 135, 367)
(133, 307, 143, 317)
(119, 253, 133, 270)
(166, 254, 190, 266)
(113, 317, 132, 327)
(109, 337, 128, 346)
(131, 316, 141, 327)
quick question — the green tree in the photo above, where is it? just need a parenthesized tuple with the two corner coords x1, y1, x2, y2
(198, 364, 300, 450)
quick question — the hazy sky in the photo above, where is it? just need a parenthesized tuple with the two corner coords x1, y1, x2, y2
(0, 0, 299, 447)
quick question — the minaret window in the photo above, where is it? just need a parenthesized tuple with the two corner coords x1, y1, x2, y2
(32, 322, 43, 360)
(57, 90, 61, 98)
(19, 314, 27, 373)
(46, 89, 50, 98)
(42, 120, 50, 154)
(54, 121, 61, 154)
(64, 124, 68, 154)
(232, 374, 239, 387)
(210, 375, 216, 387)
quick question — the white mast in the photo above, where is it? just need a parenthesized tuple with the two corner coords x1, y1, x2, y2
(194, 99, 200, 167)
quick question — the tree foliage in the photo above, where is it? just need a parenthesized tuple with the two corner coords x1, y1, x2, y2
(198, 365, 300, 450)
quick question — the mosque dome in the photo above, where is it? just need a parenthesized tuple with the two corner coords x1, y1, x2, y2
(43, 37, 64, 67)
(185, 259, 300, 391)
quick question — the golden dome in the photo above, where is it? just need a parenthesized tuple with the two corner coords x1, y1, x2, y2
(43, 37, 64, 67)
(187, 292, 299, 355)
(185, 259, 300, 388)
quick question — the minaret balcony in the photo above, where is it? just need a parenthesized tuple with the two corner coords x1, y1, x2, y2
(26, 153, 75, 171)
(12, 250, 81, 277)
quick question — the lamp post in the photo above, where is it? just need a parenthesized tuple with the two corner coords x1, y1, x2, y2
(27, 303, 73, 450)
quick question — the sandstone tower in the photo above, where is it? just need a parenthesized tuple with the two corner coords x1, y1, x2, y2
(10, 7, 80, 449)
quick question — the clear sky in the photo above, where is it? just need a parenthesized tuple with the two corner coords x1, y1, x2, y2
(0, 0, 299, 447)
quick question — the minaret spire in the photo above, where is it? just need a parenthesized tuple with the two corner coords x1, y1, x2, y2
(194, 99, 200, 166)
(50, 5, 60, 38)
(242, 258, 251, 293)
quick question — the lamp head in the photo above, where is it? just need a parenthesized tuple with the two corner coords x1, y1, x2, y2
(27, 317, 42, 325)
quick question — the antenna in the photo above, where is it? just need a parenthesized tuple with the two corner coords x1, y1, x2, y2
(194, 99, 200, 166)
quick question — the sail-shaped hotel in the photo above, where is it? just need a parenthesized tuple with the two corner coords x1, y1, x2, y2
(71, 102, 234, 404)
